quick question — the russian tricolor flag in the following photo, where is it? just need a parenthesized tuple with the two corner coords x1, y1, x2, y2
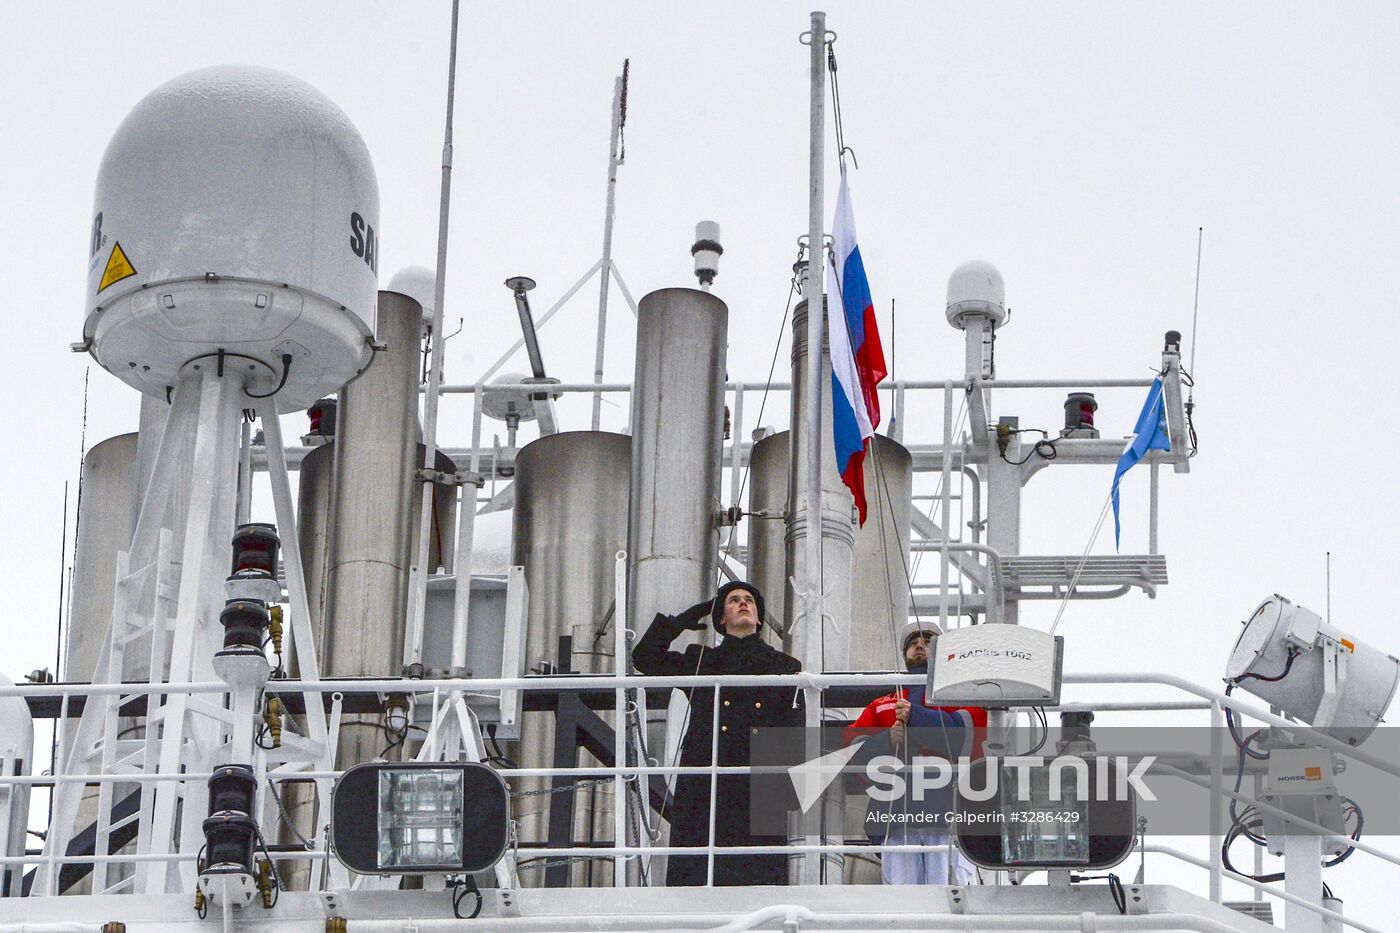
(825, 167, 887, 525)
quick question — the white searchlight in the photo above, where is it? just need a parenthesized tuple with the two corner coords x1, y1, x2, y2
(1226, 595, 1400, 746)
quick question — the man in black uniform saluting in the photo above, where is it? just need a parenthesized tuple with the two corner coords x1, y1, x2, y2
(632, 580, 804, 886)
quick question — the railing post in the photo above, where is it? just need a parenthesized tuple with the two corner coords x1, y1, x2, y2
(706, 684, 722, 886)
(1209, 698, 1223, 903)
(726, 383, 745, 556)
(939, 384, 954, 632)
(893, 380, 906, 444)
(613, 550, 628, 888)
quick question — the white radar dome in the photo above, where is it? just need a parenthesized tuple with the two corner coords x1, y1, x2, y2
(82, 65, 380, 411)
(945, 260, 1007, 330)
(387, 265, 437, 324)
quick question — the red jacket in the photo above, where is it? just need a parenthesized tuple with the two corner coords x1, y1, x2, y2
(843, 684, 988, 761)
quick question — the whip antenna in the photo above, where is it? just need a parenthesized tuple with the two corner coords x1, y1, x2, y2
(1188, 226, 1203, 392)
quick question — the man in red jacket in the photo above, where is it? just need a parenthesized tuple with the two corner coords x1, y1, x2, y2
(844, 621, 986, 885)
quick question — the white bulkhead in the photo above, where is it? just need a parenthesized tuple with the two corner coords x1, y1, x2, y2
(82, 65, 380, 410)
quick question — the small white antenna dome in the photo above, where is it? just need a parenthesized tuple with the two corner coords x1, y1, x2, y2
(387, 265, 436, 324)
(945, 260, 1007, 330)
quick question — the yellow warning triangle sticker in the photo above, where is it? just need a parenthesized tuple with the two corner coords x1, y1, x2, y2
(98, 241, 137, 293)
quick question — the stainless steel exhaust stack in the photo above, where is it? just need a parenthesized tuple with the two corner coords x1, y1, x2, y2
(627, 287, 728, 635)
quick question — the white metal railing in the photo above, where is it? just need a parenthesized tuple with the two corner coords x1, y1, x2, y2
(8, 669, 1396, 928)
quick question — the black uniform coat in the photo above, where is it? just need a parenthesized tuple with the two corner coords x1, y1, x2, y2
(632, 610, 804, 886)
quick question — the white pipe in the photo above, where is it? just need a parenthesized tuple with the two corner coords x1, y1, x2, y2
(612, 549, 628, 888)
(1143, 844, 1383, 933)
(1154, 760, 1400, 870)
(724, 383, 744, 556)
(705, 683, 721, 886)
(16, 669, 1400, 778)
(1207, 700, 1223, 903)
(257, 403, 326, 743)
(1060, 671, 1400, 779)
(447, 386, 485, 673)
(345, 912, 1264, 932)
(939, 383, 954, 632)
(0, 851, 326, 865)
(236, 416, 252, 525)
(440, 377, 1161, 394)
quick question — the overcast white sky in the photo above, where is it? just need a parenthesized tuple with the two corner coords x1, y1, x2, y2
(3, 0, 1398, 921)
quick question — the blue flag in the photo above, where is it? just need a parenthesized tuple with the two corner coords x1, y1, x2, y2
(1111, 378, 1171, 549)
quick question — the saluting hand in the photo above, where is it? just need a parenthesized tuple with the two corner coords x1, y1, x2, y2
(675, 599, 714, 631)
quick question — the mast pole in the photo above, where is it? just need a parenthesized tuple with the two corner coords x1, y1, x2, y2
(406, 0, 461, 668)
(796, 8, 828, 887)
(803, 12, 827, 669)
(590, 70, 626, 430)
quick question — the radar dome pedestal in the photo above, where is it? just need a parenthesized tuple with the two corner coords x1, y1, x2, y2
(83, 65, 380, 411)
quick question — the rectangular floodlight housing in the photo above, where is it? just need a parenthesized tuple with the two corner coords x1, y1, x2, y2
(928, 627, 1064, 706)
(954, 756, 1137, 871)
(331, 762, 509, 875)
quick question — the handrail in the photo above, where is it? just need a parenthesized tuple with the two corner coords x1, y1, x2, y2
(1062, 672, 1400, 780)
(346, 911, 1261, 932)
(12, 669, 1399, 779)
(433, 377, 1159, 394)
(9, 667, 1397, 909)
(1144, 844, 1382, 933)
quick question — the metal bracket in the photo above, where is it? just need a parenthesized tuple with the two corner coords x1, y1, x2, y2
(415, 468, 484, 488)
(70, 339, 93, 353)
(716, 505, 743, 527)
(1312, 637, 1350, 731)
(494, 886, 521, 917)
(946, 886, 967, 914)
(320, 889, 344, 918)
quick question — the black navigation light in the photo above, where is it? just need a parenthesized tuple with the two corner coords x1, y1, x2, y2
(1062, 392, 1098, 438)
(231, 523, 280, 576)
(203, 812, 257, 872)
(219, 599, 270, 651)
(308, 397, 338, 439)
(331, 762, 509, 875)
(203, 764, 259, 873)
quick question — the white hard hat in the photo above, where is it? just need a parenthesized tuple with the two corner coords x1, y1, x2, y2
(900, 619, 941, 650)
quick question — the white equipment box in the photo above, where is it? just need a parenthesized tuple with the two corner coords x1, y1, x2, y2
(928, 626, 1063, 706)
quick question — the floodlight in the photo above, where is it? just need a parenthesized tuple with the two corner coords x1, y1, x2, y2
(1226, 595, 1399, 745)
(954, 715, 1137, 871)
(331, 762, 509, 875)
